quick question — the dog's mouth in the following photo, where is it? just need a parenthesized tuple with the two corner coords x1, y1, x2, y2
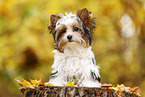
(68, 40, 72, 42)
(68, 40, 78, 43)
(55, 37, 87, 52)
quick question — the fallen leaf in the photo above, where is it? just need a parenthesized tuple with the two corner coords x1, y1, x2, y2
(66, 81, 75, 87)
(15, 79, 23, 86)
(30, 78, 41, 86)
(116, 87, 122, 91)
(22, 80, 32, 87)
(44, 82, 54, 86)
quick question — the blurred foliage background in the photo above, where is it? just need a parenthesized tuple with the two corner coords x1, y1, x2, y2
(0, 0, 145, 96)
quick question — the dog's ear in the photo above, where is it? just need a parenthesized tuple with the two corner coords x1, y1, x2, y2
(48, 14, 61, 33)
(77, 8, 96, 33)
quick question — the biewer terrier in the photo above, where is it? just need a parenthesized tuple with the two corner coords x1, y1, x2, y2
(47, 8, 101, 87)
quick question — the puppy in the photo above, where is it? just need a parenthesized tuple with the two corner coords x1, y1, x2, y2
(47, 8, 101, 87)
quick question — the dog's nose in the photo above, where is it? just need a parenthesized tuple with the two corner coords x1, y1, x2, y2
(67, 35, 72, 41)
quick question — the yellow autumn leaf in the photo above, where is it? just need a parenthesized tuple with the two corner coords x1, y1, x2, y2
(66, 81, 75, 87)
(109, 87, 113, 89)
(15, 79, 24, 86)
(44, 83, 54, 86)
(116, 87, 122, 91)
(137, 93, 141, 97)
(30, 79, 41, 86)
(22, 80, 32, 87)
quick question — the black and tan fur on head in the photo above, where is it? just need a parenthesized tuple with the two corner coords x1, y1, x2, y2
(77, 8, 96, 46)
(48, 14, 61, 37)
(48, 8, 96, 52)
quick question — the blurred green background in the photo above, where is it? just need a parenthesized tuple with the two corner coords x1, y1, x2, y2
(0, 0, 145, 96)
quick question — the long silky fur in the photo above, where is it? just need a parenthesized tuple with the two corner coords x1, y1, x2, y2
(47, 8, 101, 87)
(77, 8, 96, 46)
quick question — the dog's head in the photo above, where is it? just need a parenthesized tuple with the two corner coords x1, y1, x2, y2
(48, 8, 96, 52)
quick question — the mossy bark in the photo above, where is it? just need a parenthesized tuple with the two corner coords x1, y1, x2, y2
(23, 86, 138, 97)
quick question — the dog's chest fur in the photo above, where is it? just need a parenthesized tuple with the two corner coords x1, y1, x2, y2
(52, 43, 97, 81)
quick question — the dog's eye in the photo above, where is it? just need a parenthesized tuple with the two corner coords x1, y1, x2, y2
(74, 27, 79, 31)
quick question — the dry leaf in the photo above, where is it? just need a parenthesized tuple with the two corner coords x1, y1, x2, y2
(22, 80, 32, 87)
(44, 82, 54, 86)
(66, 81, 75, 87)
(30, 78, 41, 86)
(15, 79, 24, 86)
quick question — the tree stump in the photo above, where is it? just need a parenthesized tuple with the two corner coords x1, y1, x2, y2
(23, 85, 139, 97)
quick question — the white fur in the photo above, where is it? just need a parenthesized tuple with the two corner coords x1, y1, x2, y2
(48, 43, 101, 87)
(47, 12, 101, 87)
(56, 12, 78, 26)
